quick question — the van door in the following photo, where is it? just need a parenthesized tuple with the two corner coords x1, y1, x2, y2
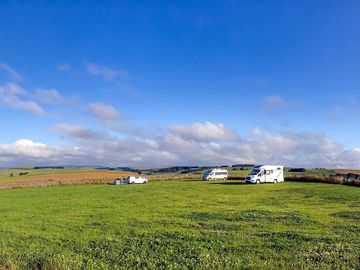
(265, 170, 272, 182)
(267, 170, 274, 182)
(260, 170, 265, 183)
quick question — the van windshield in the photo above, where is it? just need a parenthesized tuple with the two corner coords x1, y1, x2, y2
(204, 170, 212, 175)
(249, 169, 260, 175)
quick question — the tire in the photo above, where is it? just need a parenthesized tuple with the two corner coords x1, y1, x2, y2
(274, 179, 278, 184)
(256, 179, 260, 184)
(208, 178, 212, 181)
(130, 181, 134, 184)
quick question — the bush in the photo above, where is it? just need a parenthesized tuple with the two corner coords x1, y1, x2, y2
(288, 168, 306, 173)
(285, 173, 360, 187)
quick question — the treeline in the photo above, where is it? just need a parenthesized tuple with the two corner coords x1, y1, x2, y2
(97, 166, 206, 174)
(96, 164, 256, 174)
(285, 172, 360, 187)
(231, 164, 254, 168)
(33, 166, 65, 169)
(287, 168, 306, 172)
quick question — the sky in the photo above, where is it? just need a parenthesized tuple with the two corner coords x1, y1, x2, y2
(1, 1, 360, 168)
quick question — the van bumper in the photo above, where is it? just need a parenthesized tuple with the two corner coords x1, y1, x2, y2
(245, 179, 256, 184)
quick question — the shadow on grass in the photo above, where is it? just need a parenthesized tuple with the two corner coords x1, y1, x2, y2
(209, 181, 247, 185)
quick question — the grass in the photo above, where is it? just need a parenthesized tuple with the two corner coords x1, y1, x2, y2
(0, 180, 359, 269)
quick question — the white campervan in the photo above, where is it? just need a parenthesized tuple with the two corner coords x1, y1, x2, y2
(126, 176, 148, 184)
(202, 169, 228, 180)
(245, 165, 284, 184)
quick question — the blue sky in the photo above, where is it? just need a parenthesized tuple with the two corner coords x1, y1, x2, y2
(1, 1, 360, 167)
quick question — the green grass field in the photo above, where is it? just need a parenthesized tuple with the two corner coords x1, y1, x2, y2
(0, 180, 359, 269)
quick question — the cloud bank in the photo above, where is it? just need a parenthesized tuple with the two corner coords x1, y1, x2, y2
(0, 121, 359, 168)
(0, 81, 358, 168)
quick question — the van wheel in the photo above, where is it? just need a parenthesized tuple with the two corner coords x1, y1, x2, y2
(256, 179, 260, 184)
(274, 179, 278, 183)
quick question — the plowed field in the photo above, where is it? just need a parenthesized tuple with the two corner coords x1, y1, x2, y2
(335, 169, 360, 174)
(0, 171, 130, 189)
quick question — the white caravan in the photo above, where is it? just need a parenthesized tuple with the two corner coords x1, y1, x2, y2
(202, 169, 228, 180)
(245, 165, 284, 184)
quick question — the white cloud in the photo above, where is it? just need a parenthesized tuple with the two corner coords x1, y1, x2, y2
(0, 83, 44, 116)
(0, 139, 82, 165)
(86, 63, 128, 81)
(0, 139, 50, 158)
(53, 124, 109, 141)
(86, 102, 149, 137)
(244, 128, 343, 167)
(34, 88, 65, 104)
(3, 82, 25, 95)
(169, 121, 239, 142)
(87, 102, 121, 123)
(0, 83, 70, 115)
(0, 63, 22, 80)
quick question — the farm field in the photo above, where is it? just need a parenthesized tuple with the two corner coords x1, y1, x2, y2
(1, 166, 359, 190)
(0, 168, 130, 189)
(0, 168, 251, 189)
(0, 180, 359, 269)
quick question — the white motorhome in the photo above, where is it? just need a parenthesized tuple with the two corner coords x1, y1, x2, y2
(202, 169, 228, 180)
(245, 165, 284, 184)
